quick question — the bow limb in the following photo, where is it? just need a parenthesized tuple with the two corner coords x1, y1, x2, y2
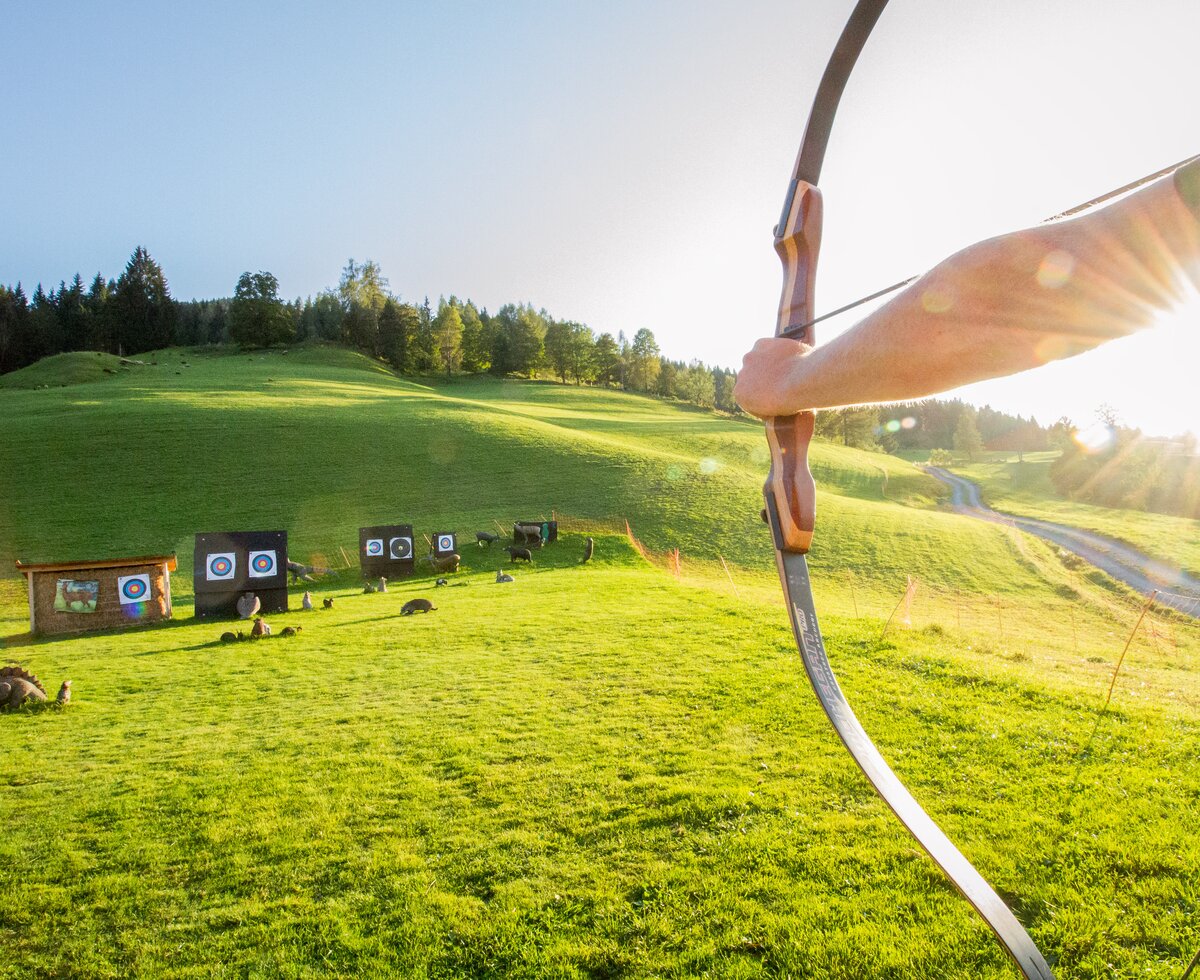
(761, 3, 1055, 977)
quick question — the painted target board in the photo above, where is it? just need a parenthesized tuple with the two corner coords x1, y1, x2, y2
(359, 524, 415, 580)
(193, 530, 289, 619)
(432, 532, 457, 557)
(117, 573, 153, 617)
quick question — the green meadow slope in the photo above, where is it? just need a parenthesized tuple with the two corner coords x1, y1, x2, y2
(0, 346, 1061, 599)
(1, 347, 1198, 979)
(955, 453, 1200, 579)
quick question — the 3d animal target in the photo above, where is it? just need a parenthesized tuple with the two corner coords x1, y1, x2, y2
(248, 550, 278, 578)
(206, 552, 236, 581)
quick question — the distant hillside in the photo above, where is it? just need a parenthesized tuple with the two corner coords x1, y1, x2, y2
(0, 344, 1080, 606)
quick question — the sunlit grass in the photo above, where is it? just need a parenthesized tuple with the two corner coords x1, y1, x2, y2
(1, 346, 1198, 977)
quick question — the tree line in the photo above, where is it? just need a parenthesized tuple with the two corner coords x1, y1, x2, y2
(0, 250, 741, 413)
(2, 248, 1103, 462)
(815, 398, 1056, 460)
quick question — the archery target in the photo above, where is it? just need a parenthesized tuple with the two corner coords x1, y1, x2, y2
(436, 533, 455, 554)
(206, 552, 236, 581)
(365, 538, 384, 557)
(118, 574, 151, 605)
(248, 550, 278, 578)
(389, 536, 413, 560)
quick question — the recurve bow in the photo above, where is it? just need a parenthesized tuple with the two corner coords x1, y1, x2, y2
(761, 2, 1055, 976)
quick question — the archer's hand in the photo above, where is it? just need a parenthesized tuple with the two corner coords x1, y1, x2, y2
(734, 337, 814, 418)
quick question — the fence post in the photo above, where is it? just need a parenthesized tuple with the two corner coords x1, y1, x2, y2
(1104, 592, 1158, 710)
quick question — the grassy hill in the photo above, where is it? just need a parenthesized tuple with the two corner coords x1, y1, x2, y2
(955, 453, 1200, 579)
(1, 346, 1198, 978)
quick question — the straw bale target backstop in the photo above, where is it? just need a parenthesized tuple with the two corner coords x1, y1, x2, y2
(15, 553, 176, 636)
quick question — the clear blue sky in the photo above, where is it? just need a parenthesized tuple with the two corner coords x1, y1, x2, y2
(3, 1, 1197, 435)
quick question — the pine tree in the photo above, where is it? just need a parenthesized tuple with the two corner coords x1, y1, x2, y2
(111, 246, 175, 355)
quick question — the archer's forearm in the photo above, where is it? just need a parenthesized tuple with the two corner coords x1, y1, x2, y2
(737, 157, 1200, 416)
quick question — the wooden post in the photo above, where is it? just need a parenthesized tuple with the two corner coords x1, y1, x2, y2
(25, 570, 36, 634)
(1104, 592, 1157, 710)
(163, 561, 173, 618)
(718, 555, 740, 600)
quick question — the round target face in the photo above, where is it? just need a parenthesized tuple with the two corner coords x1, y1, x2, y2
(365, 538, 384, 557)
(248, 550, 277, 578)
(389, 536, 413, 559)
(437, 534, 455, 553)
(117, 573, 151, 605)
(207, 553, 236, 581)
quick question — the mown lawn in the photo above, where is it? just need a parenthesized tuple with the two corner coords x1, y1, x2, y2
(3, 556, 1199, 979)
(2, 347, 1198, 978)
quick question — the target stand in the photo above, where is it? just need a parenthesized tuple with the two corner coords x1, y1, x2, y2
(432, 532, 458, 557)
(359, 524, 415, 580)
(194, 530, 289, 619)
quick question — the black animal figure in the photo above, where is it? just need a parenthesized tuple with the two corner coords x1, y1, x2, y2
(495, 569, 515, 583)
(401, 598, 437, 615)
(435, 577, 449, 587)
(476, 531, 500, 547)
(280, 626, 302, 637)
(220, 631, 239, 643)
(363, 582, 377, 594)
(323, 597, 334, 609)
(505, 546, 533, 564)
(581, 536, 594, 563)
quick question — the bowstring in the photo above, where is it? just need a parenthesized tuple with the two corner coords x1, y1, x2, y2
(780, 153, 1200, 340)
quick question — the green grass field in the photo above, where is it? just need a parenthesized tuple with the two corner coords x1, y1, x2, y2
(954, 453, 1200, 580)
(2, 347, 1198, 978)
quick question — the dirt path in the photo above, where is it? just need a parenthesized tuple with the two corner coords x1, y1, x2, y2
(923, 466, 1200, 618)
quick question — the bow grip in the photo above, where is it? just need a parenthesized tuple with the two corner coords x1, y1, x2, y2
(764, 412, 816, 553)
(763, 179, 821, 554)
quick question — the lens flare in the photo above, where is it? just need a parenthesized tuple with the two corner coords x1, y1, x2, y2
(901, 416, 917, 430)
(921, 288, 953, 313)
(1074, 423, 1115, 454)
(1036, 249, 1075, 289)
(699, 457, 720, 474)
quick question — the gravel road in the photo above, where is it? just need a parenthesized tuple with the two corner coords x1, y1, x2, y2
(923, 466, 1200, 618)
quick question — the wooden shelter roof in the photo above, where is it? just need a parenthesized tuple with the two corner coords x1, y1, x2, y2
(15, 554, 178, 575)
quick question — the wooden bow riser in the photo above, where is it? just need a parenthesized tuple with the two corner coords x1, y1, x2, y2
(765, 179, 822, 554)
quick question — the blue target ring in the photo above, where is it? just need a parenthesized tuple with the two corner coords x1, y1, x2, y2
(366, 540, 383, 556)
(122, 578, 146, 600)
(210, 556, 233, 576)
(253, 554, 274, 573)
